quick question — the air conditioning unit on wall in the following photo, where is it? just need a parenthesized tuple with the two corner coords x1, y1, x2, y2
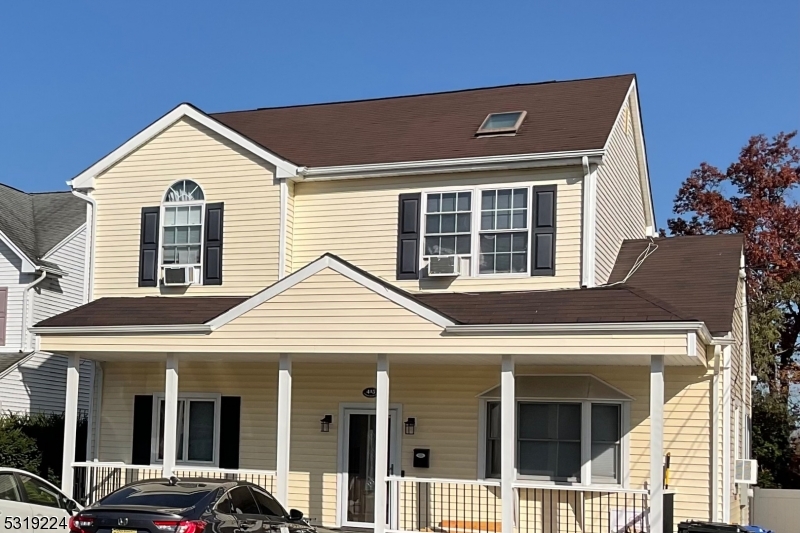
(427, 256, 460, 277)
(162, 266, 195, 286)
(734, 459, 758, 484)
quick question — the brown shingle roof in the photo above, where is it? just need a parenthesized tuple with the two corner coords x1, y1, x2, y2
(211, 74, 634, 168)
(35, 297, 247, 328)
(35, 235, 743, 335)
(608, 234, 744, 335)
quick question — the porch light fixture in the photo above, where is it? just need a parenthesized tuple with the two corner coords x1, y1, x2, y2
(404, 417, 416, 435)
(320, 414, 333, 433)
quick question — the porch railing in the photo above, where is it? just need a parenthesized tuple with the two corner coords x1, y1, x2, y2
(387, 476, 650, 533)
(515, 483, 649, 533)
(72, 462, 277, 506)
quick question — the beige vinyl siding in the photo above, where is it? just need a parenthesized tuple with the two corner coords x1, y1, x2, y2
(285, 180, 295, 276)
(292, 168, 583, 292)
(92, 117, 280, 297)
(730, 274, 749, 523)
(97, 362, 712, 528)
(594, 97, 647, 284)
(40, 268, 691, 358)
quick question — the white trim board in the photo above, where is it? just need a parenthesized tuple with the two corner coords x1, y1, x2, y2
(41, 223, 87, 261)
(69, 103, 299, 190)
(207, 254, 457, 330)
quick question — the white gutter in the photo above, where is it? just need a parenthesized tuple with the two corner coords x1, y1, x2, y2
(69, 188, 96, 302)
(297, 149, 605, 181)
(722, 344, 732, 522)
(31, 324, 212, 335)
(581, 156, 598, 287)
(444, 321, 712, 342)
(21, 270, 47, 351)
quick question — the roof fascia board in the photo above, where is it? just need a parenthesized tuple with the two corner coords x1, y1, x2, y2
(70, 104, 299, 190)
(208, 254, 456, 330)
(31, 324, 212, 335)
(41, 223, 87, 261)
(296, 150, 605, 182)
(0, 229, 37, 273)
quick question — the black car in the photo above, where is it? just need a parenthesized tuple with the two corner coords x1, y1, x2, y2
(69, 478, 315, 533)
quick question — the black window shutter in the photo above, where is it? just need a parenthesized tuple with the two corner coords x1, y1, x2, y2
(138, 207, 160, 287)
(531, 186, 557, 276)
(396, 193, 421, 280)
(203, 202, 224, 285)
(131, 395, 153, 465)
(219, 396, 241, 469)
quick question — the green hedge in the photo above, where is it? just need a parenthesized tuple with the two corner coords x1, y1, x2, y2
(0, 412, 88, 486)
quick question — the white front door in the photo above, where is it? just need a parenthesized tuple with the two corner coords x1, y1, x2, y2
(339, 407, 400, 528)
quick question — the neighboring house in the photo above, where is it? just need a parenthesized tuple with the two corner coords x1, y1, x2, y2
(33, 74, 753, 533)
(0, 184, 93, 416)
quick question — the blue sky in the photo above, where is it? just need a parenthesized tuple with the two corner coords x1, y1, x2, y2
(0, 1, 797, 227)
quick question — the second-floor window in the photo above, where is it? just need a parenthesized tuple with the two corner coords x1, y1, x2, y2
(420, 185, 553, 277)
(162, 180, 205, 277)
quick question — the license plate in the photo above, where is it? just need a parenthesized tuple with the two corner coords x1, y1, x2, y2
(112, 529, 137, 533)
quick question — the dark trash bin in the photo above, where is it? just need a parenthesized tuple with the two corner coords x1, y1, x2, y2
(677, 522, 752, 533)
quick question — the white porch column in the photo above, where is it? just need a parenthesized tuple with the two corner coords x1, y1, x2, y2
(60, 353, 80, 495)
(650, 355, 665, 533)
(163, 354, 179, 478)
(501, 355, 515, 533)
(374, 354, 390, 533)
(276, 353, 292, 506)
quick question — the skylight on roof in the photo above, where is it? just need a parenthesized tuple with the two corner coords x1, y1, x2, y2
(476, 111, 527, 135)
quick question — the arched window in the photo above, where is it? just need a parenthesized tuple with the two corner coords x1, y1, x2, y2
(162, 180, 205, 272)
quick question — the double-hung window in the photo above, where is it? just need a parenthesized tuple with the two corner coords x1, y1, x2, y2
(161, 180, 205, 280)
(424, 192, 472, 257)
(420, 185, 552, 277)
(479, 188, 528, 274)
(155, 395, 219, 464)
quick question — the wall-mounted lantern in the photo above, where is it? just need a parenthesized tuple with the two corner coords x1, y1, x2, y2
(320, 414, 333, 432)
(404, 417, 416, 435)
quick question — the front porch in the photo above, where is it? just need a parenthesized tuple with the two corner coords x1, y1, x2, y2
(58, 356, 707, 533)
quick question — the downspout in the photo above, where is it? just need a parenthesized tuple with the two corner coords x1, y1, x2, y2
(70, 188, 96, 302)
(21, 270, 47, 351)
(581, 156, 598, 287)
(722, 345, 733, 523)
(711, 345, 721, 521)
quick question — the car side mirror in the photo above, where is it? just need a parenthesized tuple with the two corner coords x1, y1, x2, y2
(65, 500, 79, 515)
(288, 509, 304, 521)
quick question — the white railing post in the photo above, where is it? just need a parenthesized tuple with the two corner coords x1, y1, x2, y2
(163, 354, 179, 477)
(501, 355, 516, 533)
(276, 353, 292, 506)
(374, 354, 390, 533)
(650, 354, 665, 533)
(61, 353, 80, 495)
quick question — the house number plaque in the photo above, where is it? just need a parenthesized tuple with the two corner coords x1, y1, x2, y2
(362, 387, 377, 398)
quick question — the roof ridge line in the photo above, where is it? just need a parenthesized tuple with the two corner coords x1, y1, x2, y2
(210, 73, 637, 115)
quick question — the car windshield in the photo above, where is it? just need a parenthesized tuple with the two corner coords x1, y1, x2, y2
(99, 485, 213, 508)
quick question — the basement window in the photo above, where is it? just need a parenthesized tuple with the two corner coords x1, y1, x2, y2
(476, 111, 527, 135)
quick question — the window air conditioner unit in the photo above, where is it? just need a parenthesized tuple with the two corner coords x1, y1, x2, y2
(428, 255, 460, 277)
(162, 266, 195, 287)
(734, 459, 758, 484)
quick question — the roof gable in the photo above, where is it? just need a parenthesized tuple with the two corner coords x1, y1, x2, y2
(69, 103, 299, 190)
(212, 75, 635, 168)
(608, 234, 744, 335)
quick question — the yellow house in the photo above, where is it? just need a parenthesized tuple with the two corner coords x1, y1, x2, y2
(33, 74, 752, 533)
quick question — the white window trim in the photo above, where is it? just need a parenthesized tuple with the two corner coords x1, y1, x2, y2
(420, 181, 545, 278)
(159, 181, 206, 285)
(477, 398, 630, 488)
(150, 392, 221, 467)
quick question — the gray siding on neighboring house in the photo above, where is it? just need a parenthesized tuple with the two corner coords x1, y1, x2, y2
(0, 352, 93, 414)
(0, 225, 92, 415)
(0, 239, 36, 350)
(32, 226, 86, 325)
(594, 95, 647, 284)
